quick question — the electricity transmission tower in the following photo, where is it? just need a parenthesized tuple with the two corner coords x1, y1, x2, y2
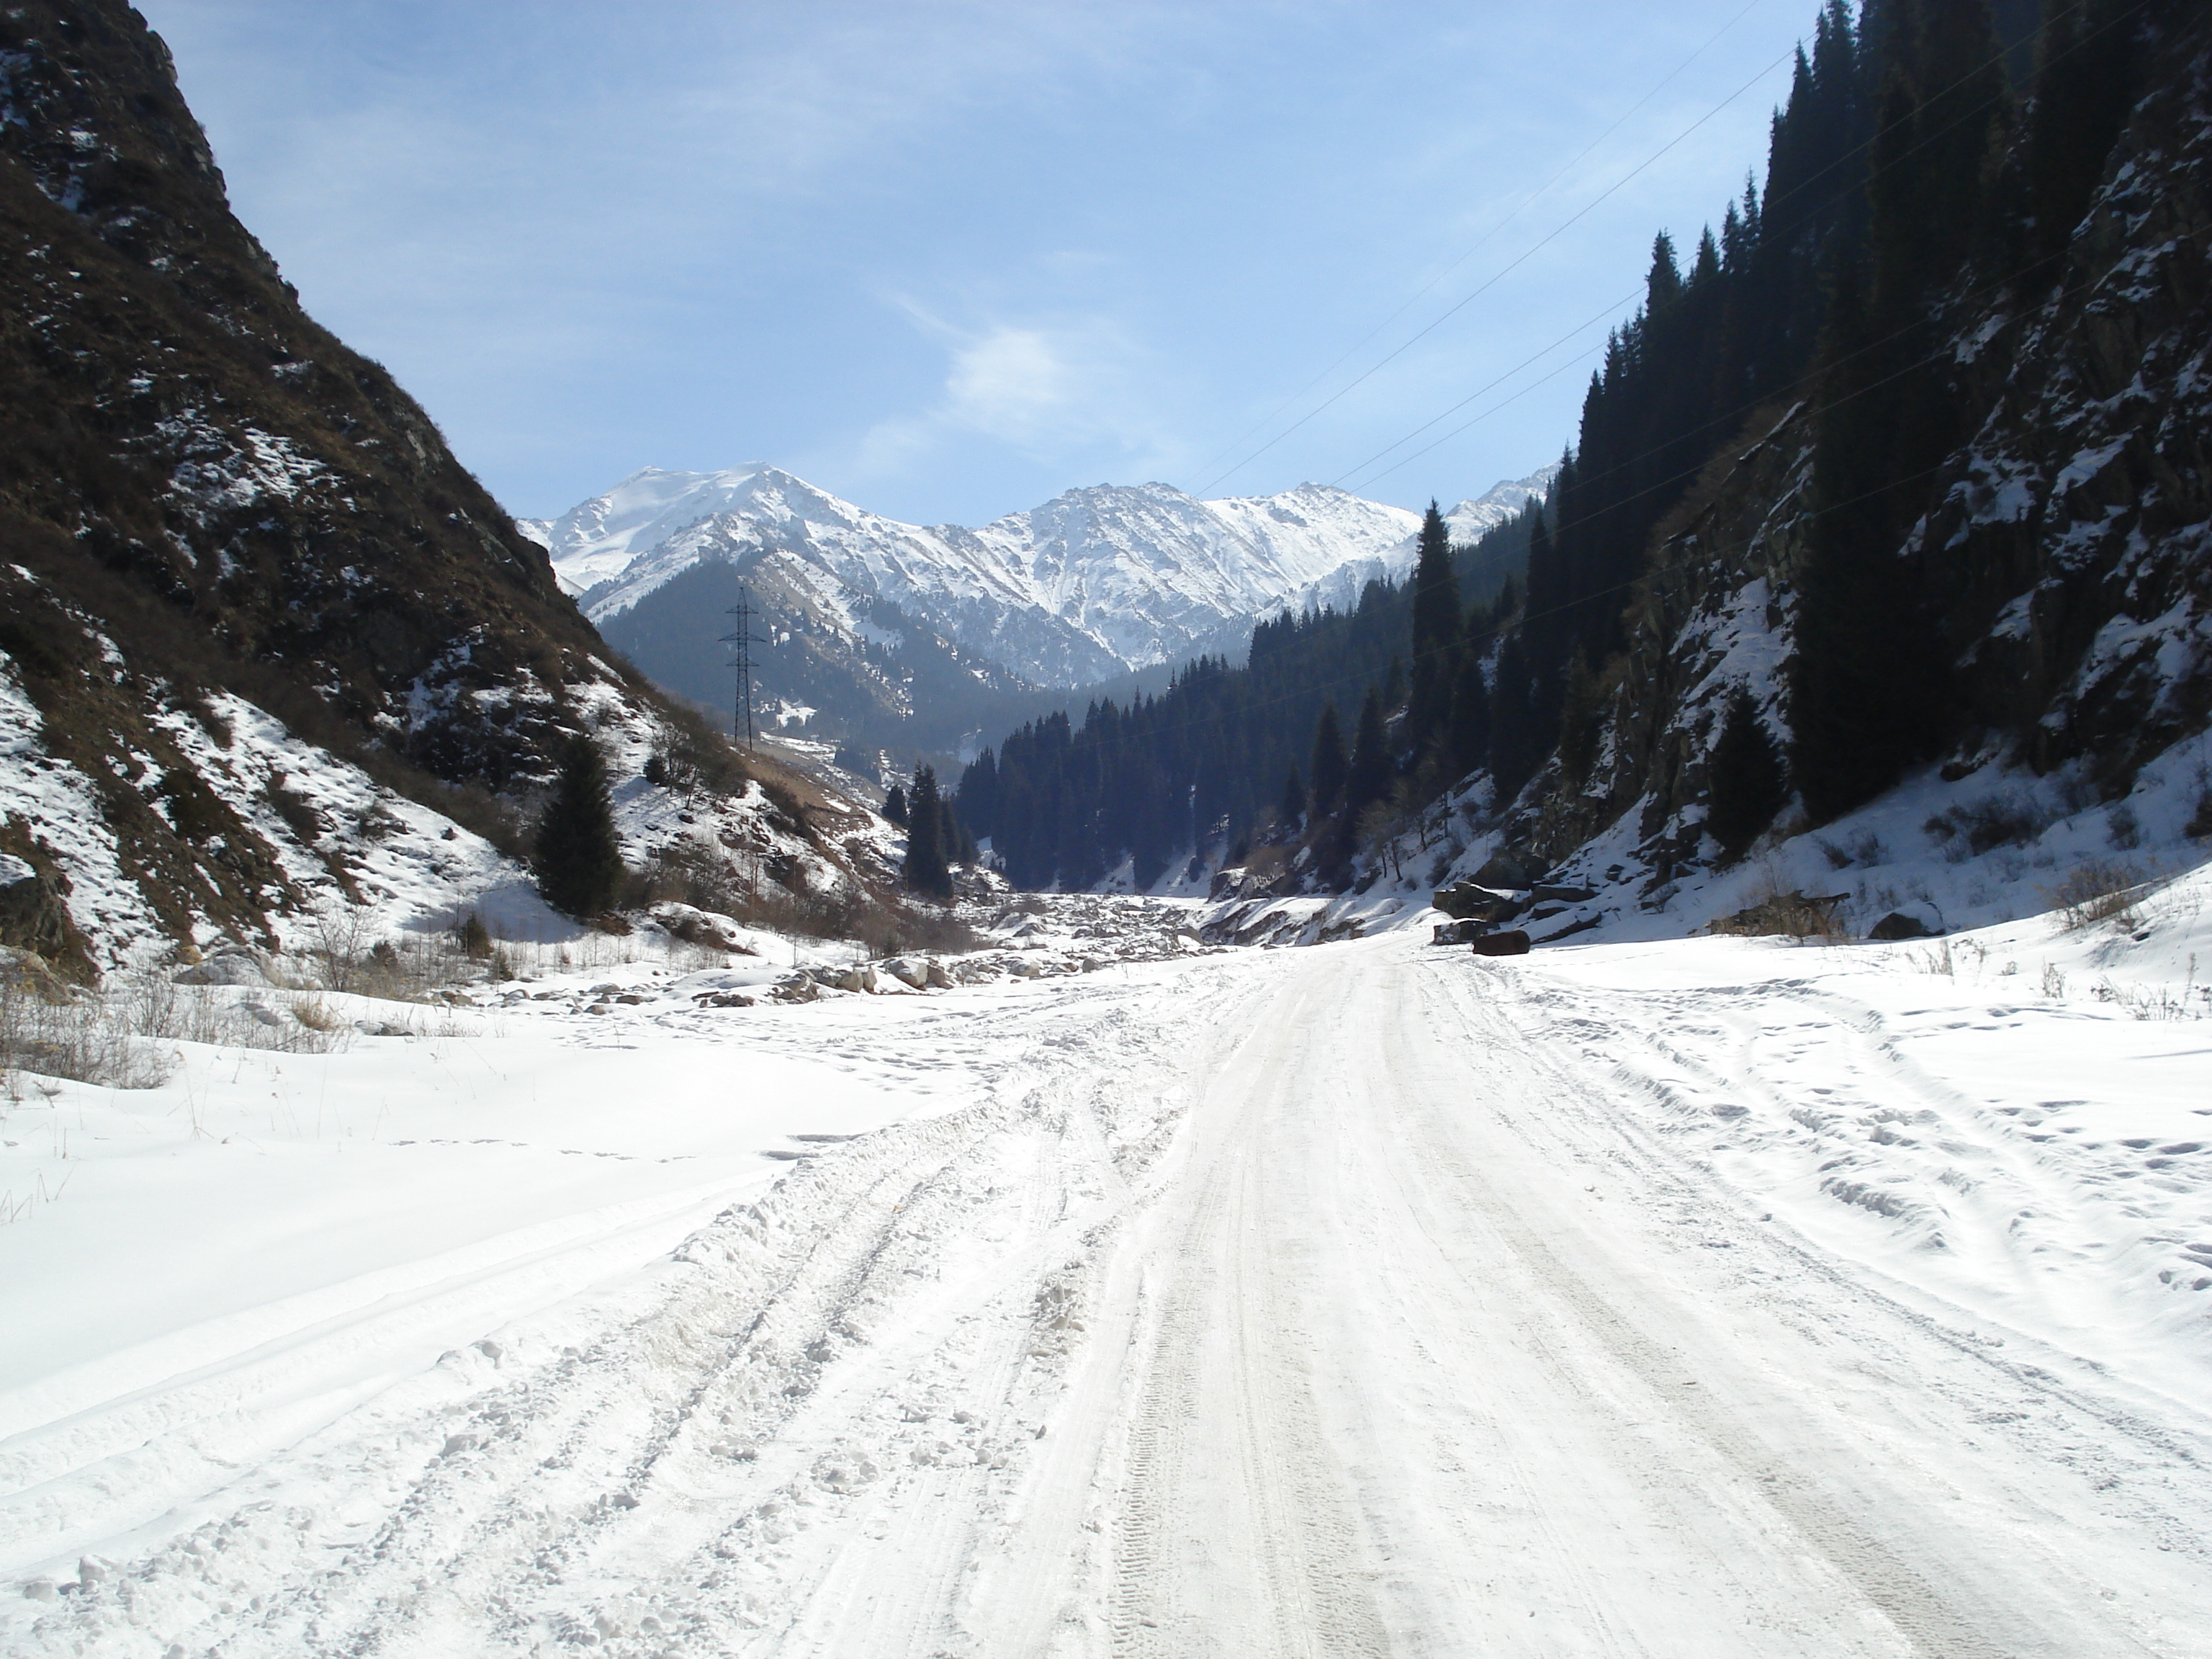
(720, 586, 763, 750)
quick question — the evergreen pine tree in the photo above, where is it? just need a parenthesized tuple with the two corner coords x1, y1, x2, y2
(1489, 634, 1544, 801)
(1789, 270, 1952, 822)
(2020, 0, 2139, 277)
(953, 749, 996, 842)
(1406, 501, 1462, 750)
(883, 783, 909, 827)
(1706, 687, 1791, 858)
(903, 765, 953, 899)
(1447, 652, 1491, 778)
(1345, 685, 1392, 820)
(1309, 703, 1349, 814)
(1556, 649, 1604, 785)
(1279, 766, 1307, 826)
(533, 734, 626, 919)
(939, 791, 974, 869)
(1382, 655, 1409, 714)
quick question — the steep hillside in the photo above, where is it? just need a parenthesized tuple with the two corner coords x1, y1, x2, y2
(954, 500, 1548, 891)
(1488, 0, 2211, 910)
(595, 554, 1051, 760)
(0, 1, 886, 974)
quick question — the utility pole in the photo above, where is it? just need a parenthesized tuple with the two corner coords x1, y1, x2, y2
(720, 586, 760, 750)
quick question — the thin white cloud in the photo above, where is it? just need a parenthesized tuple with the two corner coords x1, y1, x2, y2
(944, 324, 1106, 448)
(837, 309, 1191, 500)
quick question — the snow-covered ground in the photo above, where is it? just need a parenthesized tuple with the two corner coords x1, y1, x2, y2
(4, 882, 2209, 1655)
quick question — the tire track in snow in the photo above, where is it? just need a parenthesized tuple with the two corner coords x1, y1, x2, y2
(2, 972, 1212, 1659)
(1408, 974, 2000, 1658)
(1106, 961, 1390, 1659)
(1424, 954, 2204, 1656)
(14, 935, 2208, 1656)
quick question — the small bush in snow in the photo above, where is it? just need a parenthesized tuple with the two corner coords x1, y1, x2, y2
(2050, 860, 2144, 932)
(0, 966, 168, 1091)
(1817, 832, 1884, 870)
(455, 912, 493, 961)
(2185, 770, 2212, 840)
(1957, 793, 2046, 855)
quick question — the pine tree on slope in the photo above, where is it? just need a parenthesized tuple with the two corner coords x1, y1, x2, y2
(1705, 687, 1790, 858)
(1447, 653, 1491, 780)
(903, 764, 953, 899)
(1408, 500, 1462, 753)
(1345, 685, 1393, 822)
(1309, 702, 1349, 816)
(534, 734, 626, 919)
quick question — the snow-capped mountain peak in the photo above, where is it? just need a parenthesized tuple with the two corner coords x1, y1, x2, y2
(532, 464, 832, 595)
(1443, 462, 1559, 544)
(532, 466, 1545, 693)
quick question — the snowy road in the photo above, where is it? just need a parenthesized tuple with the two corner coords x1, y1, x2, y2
(7, 930, 2211, 1655)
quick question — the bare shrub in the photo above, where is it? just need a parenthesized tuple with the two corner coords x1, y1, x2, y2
(1909, 939, 1954, 978)
(122, 973, 231, 1046)
(289, 995, 346, 1033)
(303, 907, 485, 1001)
(857, 906, 981, 960)
(2049, 860, 2144, 931)
(1815, 832, 1884, 870)
(2186, 764, 2212, 840)
(1934, 792, 2046, 856)
(0, 963, 171, 1089)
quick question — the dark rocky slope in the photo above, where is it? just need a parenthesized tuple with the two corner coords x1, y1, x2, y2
(0, 1, 880, 972)
(1512, 3, 2210, 894)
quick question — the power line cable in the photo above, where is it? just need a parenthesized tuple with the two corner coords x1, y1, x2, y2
(1326, 291, 1637, 490)
(1179, 0, 1774, 493)
(1334, 0, 2143, 503)
(968, 0, 2152, 784)
(1190, 31, 1802, 497)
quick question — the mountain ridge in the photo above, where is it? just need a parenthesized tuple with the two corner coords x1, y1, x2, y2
(527, 464, 1555, 692)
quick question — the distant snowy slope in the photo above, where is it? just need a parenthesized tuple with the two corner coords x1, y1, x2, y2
(1235, 462, 1561, 633)
(969, 480, 1421, 675)
(1444, 462, 1557, 542)
(536, 466, 1547, 692)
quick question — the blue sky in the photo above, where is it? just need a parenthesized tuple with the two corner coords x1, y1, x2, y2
(138, 1, 1812, 527)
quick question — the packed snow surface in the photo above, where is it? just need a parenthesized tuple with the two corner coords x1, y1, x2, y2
(4, 893, 2210, 1655)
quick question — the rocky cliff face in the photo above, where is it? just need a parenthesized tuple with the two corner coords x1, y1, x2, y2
(0, 1, 878, 972)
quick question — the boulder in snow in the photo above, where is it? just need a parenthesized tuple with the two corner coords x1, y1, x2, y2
(174, 948, 273, 986)
(1869, 903, 1945, 941)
